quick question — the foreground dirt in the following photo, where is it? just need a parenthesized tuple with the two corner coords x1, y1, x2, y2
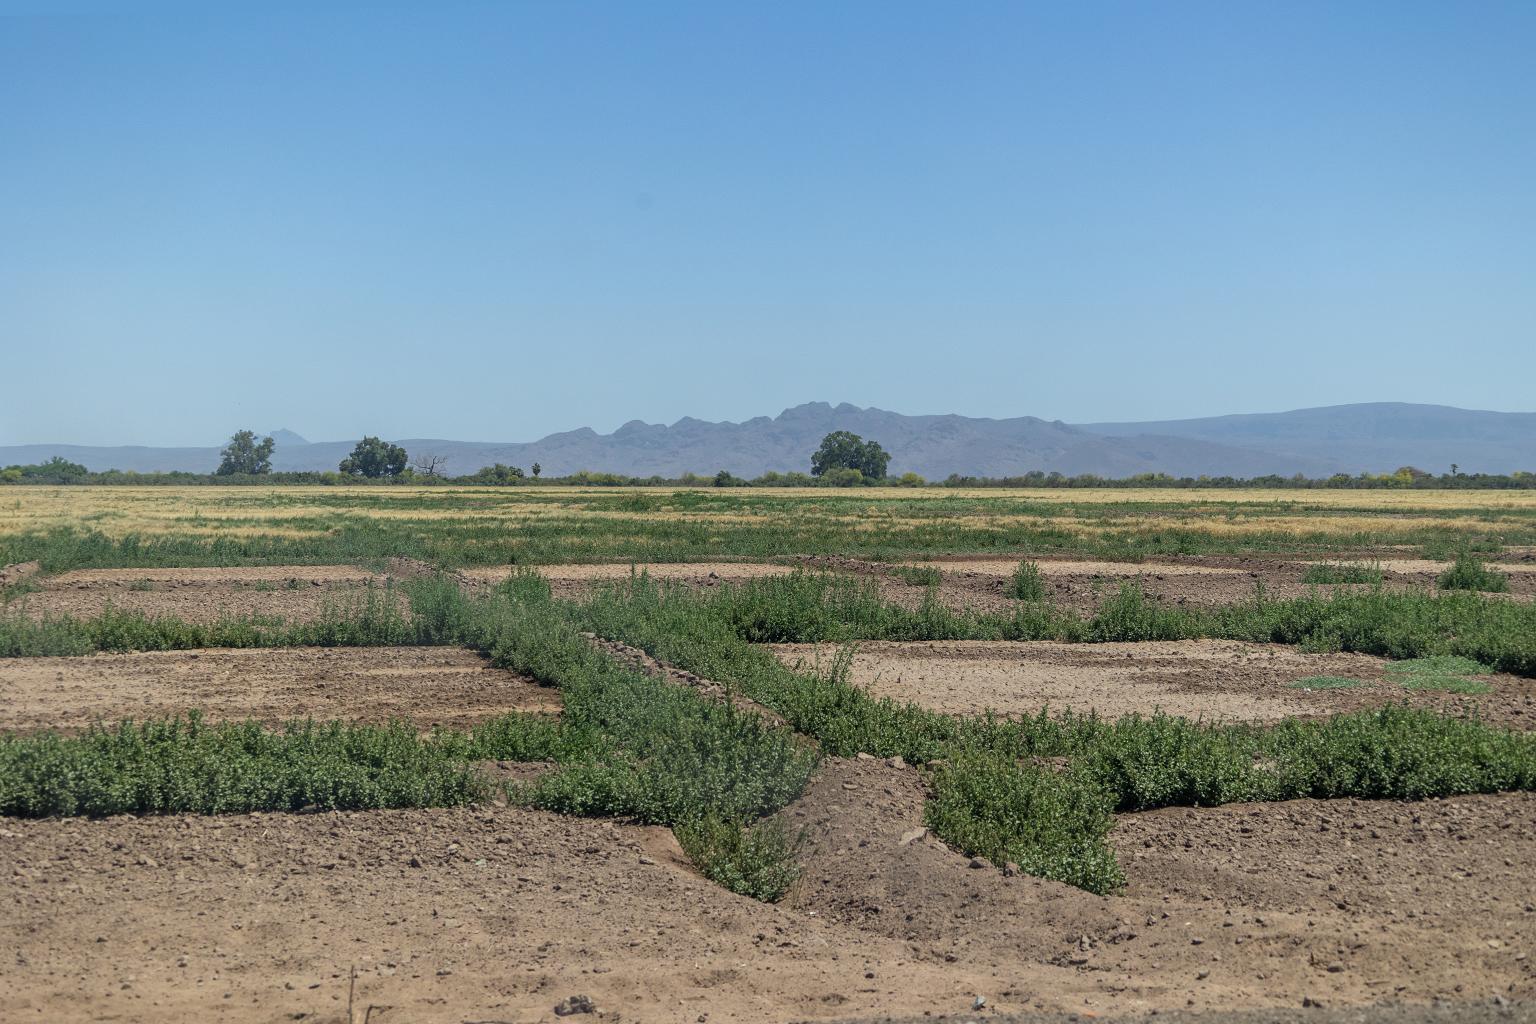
(2, 761, 1531, 1023)
(767, 639, 1536, 728)
(860, 1007, 1534, 1024)
(0, 647, 560, 733)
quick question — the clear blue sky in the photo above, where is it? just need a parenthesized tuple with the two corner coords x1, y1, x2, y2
(3, 1, 1533, 445)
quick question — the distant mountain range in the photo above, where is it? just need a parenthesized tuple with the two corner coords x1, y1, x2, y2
(4, 402, 1533, 478)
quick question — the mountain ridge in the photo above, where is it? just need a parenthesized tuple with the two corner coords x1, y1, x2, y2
(3, 402, 1532, 478)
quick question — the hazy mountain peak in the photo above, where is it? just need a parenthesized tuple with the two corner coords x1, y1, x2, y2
(3, 402, 1531, 477)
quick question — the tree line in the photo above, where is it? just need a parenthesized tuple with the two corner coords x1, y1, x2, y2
(4, 429, 1533, 489)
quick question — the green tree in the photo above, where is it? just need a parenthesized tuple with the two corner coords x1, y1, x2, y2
(810, 431, 890, 481)
(216, 431, 275, 475)
(532, 462, 542, 478)
(339, 437, 408, 478)
(819, 466, 864, 487)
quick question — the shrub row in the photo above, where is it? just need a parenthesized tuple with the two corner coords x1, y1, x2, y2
(677, 570, 1536, 677)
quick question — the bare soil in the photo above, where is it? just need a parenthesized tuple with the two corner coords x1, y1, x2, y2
(2, 761, 1531, 1022)
(879, 555, 1536, 615)
(767, 640, 1536, 728)
(0, 647, 559, 733)
(6, 565, 408, 624)
(0, 560, 41, 589)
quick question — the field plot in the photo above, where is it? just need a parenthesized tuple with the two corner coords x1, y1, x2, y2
(768, 639, 1536, 727)
(771, 640, 1375, 722)
(7, 564, 406, 624)
(0, 646, 559, 734)
(3, 486, 1536, 1022)
(892, 555, 1536, 614)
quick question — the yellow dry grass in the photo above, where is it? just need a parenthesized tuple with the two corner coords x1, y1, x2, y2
(1, 485, 1531, 545)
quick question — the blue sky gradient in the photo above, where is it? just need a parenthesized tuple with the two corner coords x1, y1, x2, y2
(2, 1, 1533, 444)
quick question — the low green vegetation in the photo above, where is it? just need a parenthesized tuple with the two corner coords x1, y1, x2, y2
(925, 749, 1121, 891)
(619, 570, 1536, 677)
(0, 715, 485, 817)
(1437, 552, 1509, 593)
(406, 574, 816, 897)
(886, 564, 943, 588)
(1006, 559, 1046, 600)
(1385, 655, 1495, 694)
(1302, 561, 1383, 585)
(1290, 675, 1364, 690)
(674, 815, 805, 902)
(0, 589, 420, 658)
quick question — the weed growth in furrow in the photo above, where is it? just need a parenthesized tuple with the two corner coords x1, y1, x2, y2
(396, 573, 818, 899)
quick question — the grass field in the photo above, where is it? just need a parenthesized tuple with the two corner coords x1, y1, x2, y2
(4, 484, 1536, 570)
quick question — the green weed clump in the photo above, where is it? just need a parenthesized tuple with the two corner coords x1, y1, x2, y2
(925, 752, 1123, 894)
(1302, 561, 1383, 585)
(675, 815, 804, 901)
(1438, 553, 1509, 593)
(1289, 676, 1364, 690)
(1385, 655, 1494, 694)
(887, 564, 943, 588)
(1006, 560, 1046, 601)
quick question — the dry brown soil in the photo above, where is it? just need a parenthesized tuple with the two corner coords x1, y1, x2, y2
(0, 647, 559, 733)
(767, 640, 1536, 728)
(2, 758, 1531, 1023)
(5, 564, 408, 624)
(874, 556, 1536, 615)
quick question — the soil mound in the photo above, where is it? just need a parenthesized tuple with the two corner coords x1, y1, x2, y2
(779, 756, 1117, 959)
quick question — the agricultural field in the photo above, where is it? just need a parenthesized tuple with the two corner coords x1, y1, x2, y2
(2, 486, 1535, 1023)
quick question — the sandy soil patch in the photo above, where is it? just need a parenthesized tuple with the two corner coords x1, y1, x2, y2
(0, 647, 559, 733)
(766, 639, 1536, 727)
(0, 560, 41, 589)
(44, 566, 387, 587)
(874, 555, 1536, 615)
(4, 763, 1530, 1022)
(7, 565, 405, 624)
(767, 639, 1381, 722)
